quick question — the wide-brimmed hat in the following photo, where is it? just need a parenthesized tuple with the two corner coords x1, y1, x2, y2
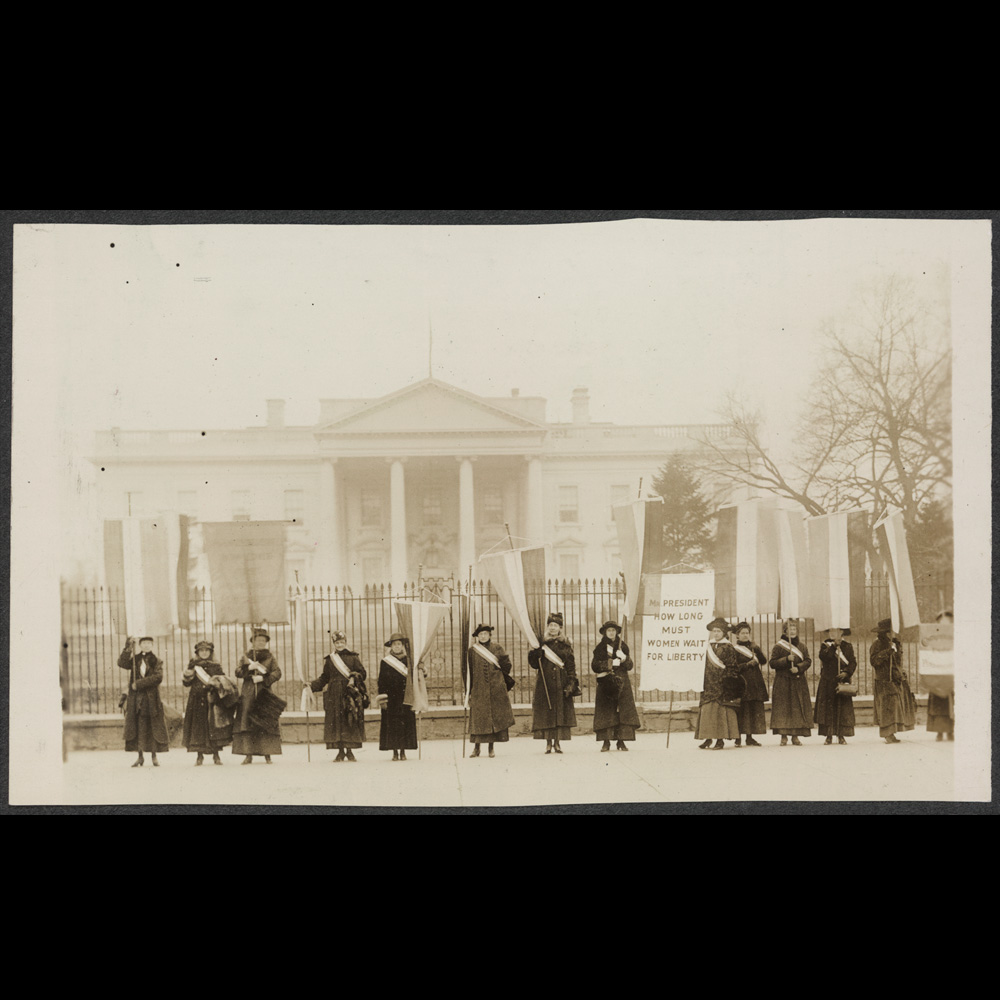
(871, 618, 893, 633)
(384, 632, 406, 647)
(825, 626, 852, 637)
(472, 623, 494, 637)
(600, 620, 621, 635)
(706, 618, 730, 633)
(547, 612, 564, 627)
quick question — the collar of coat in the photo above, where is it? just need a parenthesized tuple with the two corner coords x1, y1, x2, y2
(706, 642, 730, 669)
(593, 637, 626, 659)
(382, 653, 409, 676)
(247, 650, 274, 667)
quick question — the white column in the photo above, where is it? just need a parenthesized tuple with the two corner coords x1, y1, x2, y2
(458, 456, 476, 574)
(318, 459, 343, 585)
(390, 458, 407, 590)
(525, 456, 543, 545)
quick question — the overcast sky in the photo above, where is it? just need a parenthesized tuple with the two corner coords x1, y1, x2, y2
(16, 215, 960, 436)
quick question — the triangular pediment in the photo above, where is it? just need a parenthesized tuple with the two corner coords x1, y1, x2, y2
(316, 378, 544, 435)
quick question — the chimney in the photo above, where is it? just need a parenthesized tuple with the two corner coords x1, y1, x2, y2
(571, 387, 590, 424)
(266, 399, 286, 428)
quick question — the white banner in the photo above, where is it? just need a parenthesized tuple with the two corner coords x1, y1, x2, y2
(638, 572, 715, 693)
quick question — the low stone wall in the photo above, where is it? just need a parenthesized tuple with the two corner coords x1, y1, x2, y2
(64, 697, 930, 751)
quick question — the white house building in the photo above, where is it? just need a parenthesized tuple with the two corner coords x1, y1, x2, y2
(90, 378, 745, 588)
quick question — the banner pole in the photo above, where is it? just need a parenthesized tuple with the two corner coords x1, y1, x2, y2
(666, 690, 674, 749)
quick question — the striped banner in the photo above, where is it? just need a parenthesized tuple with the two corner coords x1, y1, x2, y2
(477, 545, 547, 648)
(394, 600, 450, 715)
(713, 500, 780, 618)
(769, 503, 810, 619)
(805, 510, 869, 632)
(875, 509, 920, 631)
(612, 498, 664, 621)
(103, 517, 182, 637)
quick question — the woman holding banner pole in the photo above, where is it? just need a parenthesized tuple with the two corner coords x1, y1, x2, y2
(306, 630, 368, 762)
(695, 619, 742, 750)
(232, 629, 284, 764)
(528, 612, 578, 754)
(377, 633, 418, 761)
(814, 627, 857, 745)
(592, 620, 640, 751)
(731, 622, 768, 747)
(768, 619, 813, 746)
(463, 624, 516, 758)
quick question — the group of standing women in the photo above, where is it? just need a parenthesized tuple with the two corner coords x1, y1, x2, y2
(119, 612, 936, 766)
(694, 616, 920, 748)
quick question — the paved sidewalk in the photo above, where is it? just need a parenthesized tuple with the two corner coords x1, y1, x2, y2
(50, 727, 957, 808)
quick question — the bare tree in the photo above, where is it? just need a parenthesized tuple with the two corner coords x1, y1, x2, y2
(693, 273, 952, 531)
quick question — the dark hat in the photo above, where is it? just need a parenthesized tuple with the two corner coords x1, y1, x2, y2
(194, 640, 214, 653)
(547, 612, 564, 626)
(871, 618, 893, 633)
(733, 621, 752, 633)
(139, 636, 154, 643)
(600, 621, 621, 634)
(706, 618, 730, 633)
(329, 630, 347, 642)
(472, 623, 494, 637)
(251, 629, 270, 641)
(384, 632, 406, 647)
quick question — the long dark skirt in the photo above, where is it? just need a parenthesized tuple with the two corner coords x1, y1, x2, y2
(533, 726, 573, 741)
(471, 729, 510, 743)
(380, 708, 418, 750)
(126, 713, 169, 753)
(737, 701, 767, 735)
(232, 730, 282, 756)
(595, 725, 637, 741)
(927, 693, 954, 734)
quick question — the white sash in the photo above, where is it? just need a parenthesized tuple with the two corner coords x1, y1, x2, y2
(194, 664, 213, 686)
(330, 651, 352, 679)
(777, 639, 805, 662)
(706, 643, 728, 670)
(383, 654, 409, 677)
(732, 642, 757, 661)
(471, 643, 501, 668)
(836, 646, 850, 667)
(606, 643, 626, 667)
(541, 644, 565, 668)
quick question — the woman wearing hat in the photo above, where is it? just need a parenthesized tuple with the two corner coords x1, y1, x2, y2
(869, 619, 917, 744)
(768, 619, 813, 746)
(695, 619, 742, 750)
(377, 633, 417, 761)
(232, 629, 284, 763)
(814, 627, 857, 745)
(591, 621, 640, 751)
(118, 636, 169, 767)
(463, 624, 516, 757)
(527, 612, 578, 754)
(305, 630, 369, 762)
(730, 622, 768, 747)
(182, 640, 231, 764)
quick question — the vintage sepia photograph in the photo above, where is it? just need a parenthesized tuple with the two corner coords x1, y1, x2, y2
(8, 210, 993, 812)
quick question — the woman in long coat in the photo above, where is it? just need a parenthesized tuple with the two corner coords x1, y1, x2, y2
(306, 630, 368, 761)
(768, 619, 813, 745)
(869, 619, 917, 744)
(814, 627, 857, 745)
(926, 610, 955, 741)
(377, 633, 417, 761)
(591, 620, 640, 751)
(696, 618, 742, 750)
(182, 640, 231, 764)
(232, 629, 283, 763)
(730, 621, 768, 747)
(463, 624, 516, 757)
(527, 612, 578, 754)
(118, 636, 169, 767)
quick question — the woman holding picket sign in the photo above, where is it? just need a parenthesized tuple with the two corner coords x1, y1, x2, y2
(768, 619, 813, 745)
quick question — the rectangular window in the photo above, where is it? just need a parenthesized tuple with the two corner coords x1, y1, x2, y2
(177, 490, 199, 517)
(423, 489, 442, 526)
(361, 490, 383, 528)
(559, 553, 580, 580)
(231, 490, 251, 521)
(284, 489, 306, 526)
(610, 484, 630, 507)
(482, 488, 504, 525)
(558, 485, 579, 524)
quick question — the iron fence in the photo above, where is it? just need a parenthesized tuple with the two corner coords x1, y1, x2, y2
(60, 571, 952, 715)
